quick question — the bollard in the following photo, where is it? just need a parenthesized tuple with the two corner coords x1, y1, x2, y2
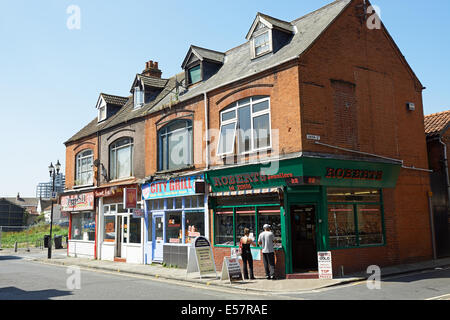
(14, 241, 18, 253)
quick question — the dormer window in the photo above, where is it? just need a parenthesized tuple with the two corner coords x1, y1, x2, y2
(253, 31, 271, 57)
(182, 45, 225, 86)
(134, 86, 144, 109)
(98, 105, 107, 122)
(188, 65, 202, 85)
(246, 13, 294, 60)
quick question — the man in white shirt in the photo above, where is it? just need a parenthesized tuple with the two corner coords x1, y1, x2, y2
(258, 224, 276, 280)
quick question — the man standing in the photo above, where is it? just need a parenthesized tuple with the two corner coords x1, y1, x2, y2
(258, 224, 276, 280)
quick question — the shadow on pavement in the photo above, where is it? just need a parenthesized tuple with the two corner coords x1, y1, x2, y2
(0, 256, 23, 261)
(0, 287, 72, 300)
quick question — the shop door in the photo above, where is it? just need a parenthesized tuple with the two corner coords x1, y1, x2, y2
(115, 216, 122, 257)
(121, 216, 128, 259)
(152, 213, 164, 262)
(290, 205, 318, 272)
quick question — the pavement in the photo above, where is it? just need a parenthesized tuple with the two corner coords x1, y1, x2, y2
(2, 247, 450, 294)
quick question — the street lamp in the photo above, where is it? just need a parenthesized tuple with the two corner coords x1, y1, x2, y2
(47, 160, 61, 259)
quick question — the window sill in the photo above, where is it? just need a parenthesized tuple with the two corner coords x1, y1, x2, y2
(73, 183, 94, 189)
(218, 147, 272, 159)
(155, 166, 195, 175)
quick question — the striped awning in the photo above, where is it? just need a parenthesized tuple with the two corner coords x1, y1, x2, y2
(209, 187, 280, 197)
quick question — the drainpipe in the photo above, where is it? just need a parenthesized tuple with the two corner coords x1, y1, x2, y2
(203, 92, 210, 170)
(438, 137, 450, 209)
(428, 191, 437, 260)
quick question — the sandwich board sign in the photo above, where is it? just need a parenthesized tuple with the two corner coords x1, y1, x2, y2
(186, 236, 217, 279)
(318, 251, 333, 279)
(221, 257, 243, 283)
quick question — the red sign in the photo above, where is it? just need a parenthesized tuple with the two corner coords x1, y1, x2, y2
(124, 188, 137, 209)
(61, 192, 94, 212)
(325, 168, 383, 181)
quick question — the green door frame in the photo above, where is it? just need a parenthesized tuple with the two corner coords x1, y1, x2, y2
(283, 186, 324, 275)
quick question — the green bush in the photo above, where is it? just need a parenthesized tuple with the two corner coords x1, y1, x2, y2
(1, 224, 68, 248)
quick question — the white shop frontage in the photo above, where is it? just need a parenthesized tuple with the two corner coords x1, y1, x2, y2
(95, 184, 144, 264)
(62, 191, 96, 259)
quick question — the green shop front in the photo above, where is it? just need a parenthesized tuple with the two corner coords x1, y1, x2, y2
(205, 156, 401, 278)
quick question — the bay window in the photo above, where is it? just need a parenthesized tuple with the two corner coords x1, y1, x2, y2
(75, 149, 94, 186)
(217, 96, 271, 156)
(109, 137, 134, 180)
(158, 120, 193, 171)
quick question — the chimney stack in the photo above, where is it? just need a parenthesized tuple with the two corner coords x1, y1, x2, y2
(142, 60, 162, 78)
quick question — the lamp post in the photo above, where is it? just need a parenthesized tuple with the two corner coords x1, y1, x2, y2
(48, 160, 61, 259)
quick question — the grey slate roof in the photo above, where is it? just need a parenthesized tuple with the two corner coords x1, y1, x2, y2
(2, 197, 38, 208)
(100, 93, 129, 106)
(159, 0, 352, 107)
(66, 0, 351, 144)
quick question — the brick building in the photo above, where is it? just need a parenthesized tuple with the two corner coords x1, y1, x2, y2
(62, 0, 433, 278)
(425, 110, 450, 258)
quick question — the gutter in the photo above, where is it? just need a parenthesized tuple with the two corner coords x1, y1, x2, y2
(438, 137, 450, 208)
(314, 141, 432, 173)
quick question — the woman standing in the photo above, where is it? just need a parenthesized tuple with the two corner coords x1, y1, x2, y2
(240, 228, 255, 280)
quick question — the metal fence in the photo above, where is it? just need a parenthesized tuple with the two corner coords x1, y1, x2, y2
(0, 225, 68, 252)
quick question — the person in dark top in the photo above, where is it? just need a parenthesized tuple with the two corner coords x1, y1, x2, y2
(240, 228, 255, 280)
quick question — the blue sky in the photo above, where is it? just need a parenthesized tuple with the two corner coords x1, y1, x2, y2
(0, 0, 449, 197)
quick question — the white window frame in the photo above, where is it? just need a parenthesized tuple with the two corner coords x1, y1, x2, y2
(98, 105, 107, 122)
(217, 96, 272, 157)
(134, 86, 144, 109)
(109, 138, 134, 181)
(75, 149, 94, 186)
(252, 30, 272, 58)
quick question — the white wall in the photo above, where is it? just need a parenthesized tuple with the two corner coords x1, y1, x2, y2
(68, 240, 95, 258)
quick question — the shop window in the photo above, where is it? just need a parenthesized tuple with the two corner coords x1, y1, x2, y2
(327, 188, 384, 249)
(129, 217, 141, 244)
(175, 197, 183, 209)
(71, 212, 95, 241)
(166, 198, 174, 210)
(215, 210, 234, 246)
(185, 211, 205, 244)
(158, 120, 193, 171)
(235, 208, 256, 240)
(217, 96, 271, 156)
(104, 216, 115, 242)
(257, 207, 282, 248)
(328, 205, 356, 248)
(357, 205, 383, 245)
(185, 195, 204, 208)
(327, 188, 380, 203)
(166, 211, 182, 243)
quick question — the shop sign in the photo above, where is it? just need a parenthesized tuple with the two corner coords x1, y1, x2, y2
(325, 168, 383, 181)
(124, 188, 138, 209)
(317, 251, 333, 280)
(194, 237, 216, 275)
(211, 172, 294, 192)
(141, 175, 204, 200)
(61, 192, 94, 212)
(94, 187, 123, 198)
(221, 257, 243, 283)
(132, 208, 145, 218)
(286, 176, 321, 186)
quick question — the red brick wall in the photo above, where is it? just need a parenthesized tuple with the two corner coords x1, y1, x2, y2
(298, 0, 432, 272)
(144, 97, 206, 176)
(212, 247, 286, 279)
(64, 135, 98, 190)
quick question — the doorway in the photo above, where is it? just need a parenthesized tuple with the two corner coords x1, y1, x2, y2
(290, 204, 318, 272)
(115, 215, 128, 259)
(152, 213, 165, 262)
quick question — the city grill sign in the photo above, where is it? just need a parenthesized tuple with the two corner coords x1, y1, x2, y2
(325, 167, 383, 181)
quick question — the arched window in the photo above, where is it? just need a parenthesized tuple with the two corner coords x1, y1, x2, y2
(158, 120, 193, 171)
(217, 96, 271, 155)
(75, 149, 94, 186)
(109, 137, 134, 180)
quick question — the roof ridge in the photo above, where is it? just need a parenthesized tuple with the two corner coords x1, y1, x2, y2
(101, 92, 129, 99)
(191, 45, 225, 55)
(425, 109, 450, 118)
(290, 0, 346, 24)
